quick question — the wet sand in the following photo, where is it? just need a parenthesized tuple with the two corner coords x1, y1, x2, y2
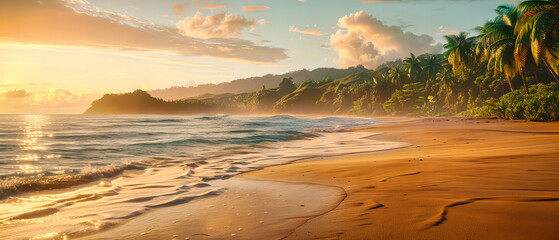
(84, 117, 559, 240)
(246, 117, 559, 239)
(84, 178, 346, 240)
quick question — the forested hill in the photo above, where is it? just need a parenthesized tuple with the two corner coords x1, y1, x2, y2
(87, 1, 559, 121)
(148, 65, 368, 100)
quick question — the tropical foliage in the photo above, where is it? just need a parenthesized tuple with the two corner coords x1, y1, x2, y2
(86, 0, 559, 121)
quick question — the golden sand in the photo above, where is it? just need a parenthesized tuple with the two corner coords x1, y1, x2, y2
(246, 117, 559, 239)
(84, 117, 559, 240)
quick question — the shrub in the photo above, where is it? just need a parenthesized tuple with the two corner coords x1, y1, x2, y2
(456, 105, 496, 118)
(492, 83, 559, 121)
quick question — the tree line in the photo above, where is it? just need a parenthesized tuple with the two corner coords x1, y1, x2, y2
(86, 0, 558, 121)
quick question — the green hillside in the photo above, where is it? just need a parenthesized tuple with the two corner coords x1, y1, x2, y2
(86, 0, 559, 121)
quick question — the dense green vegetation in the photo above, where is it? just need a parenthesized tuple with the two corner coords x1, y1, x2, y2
(86, 0, 558, 121)
(84, 90, 248, 114)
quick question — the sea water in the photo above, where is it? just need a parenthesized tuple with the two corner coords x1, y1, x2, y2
(0, 114, 407, 239)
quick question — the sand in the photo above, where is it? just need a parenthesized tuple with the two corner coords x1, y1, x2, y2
(83, 178, 346, 240)
(245, 117, 559, 239)
(84, 117, 559, 240)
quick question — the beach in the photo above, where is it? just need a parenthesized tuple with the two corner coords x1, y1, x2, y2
(86, 117, 559, 240)
(247, 117, 559, 239)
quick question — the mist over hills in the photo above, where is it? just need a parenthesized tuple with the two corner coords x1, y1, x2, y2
(148, 66, 368, 100)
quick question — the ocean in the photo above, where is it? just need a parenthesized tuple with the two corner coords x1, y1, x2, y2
(0, 114, 406, 239)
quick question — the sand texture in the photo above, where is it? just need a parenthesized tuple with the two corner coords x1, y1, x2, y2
(245, 117, 559, 240)
(84, 178, 346, 240)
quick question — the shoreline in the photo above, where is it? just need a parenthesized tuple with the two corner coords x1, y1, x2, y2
(10, 116, 558, 239)
(2, 115, 401, 240)
(244, 117, 559, 239)
(78, 119, 406, 240)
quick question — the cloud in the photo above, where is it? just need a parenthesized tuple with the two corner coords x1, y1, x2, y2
(289, 26, 325, 36)
(198, 4, 226, 9)
(257, 19, 269, 25)
(329, 11, 442, 68)
(1, 89, 29, 98)
(438, 26, 459, 35)
(242, 5, 270, 12)
(0, 88, 96, 114)
(172, 4, 185, 17)
(176, 11, 255, 39)
(0, 0, 287, 64)
(32, 89, 83, 105)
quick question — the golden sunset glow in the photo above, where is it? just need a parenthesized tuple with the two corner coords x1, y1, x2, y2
(1, 0, 528, 114)
(1, 1, 558, 239)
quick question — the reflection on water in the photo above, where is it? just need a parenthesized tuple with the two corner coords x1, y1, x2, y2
(0, 114, 383, 179)
(0, 114, 399, 239)
(15, 115, 57, 175)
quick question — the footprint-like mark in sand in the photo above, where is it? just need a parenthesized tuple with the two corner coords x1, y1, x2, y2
(367, 202, 384, 210)
(421, 196, 559, 229)
(379, 171, 423, 182)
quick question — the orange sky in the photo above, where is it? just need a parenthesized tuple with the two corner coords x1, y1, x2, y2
(0, 0, 520, 114)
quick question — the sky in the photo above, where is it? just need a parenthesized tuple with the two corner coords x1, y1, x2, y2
(0, 0, 521, 114)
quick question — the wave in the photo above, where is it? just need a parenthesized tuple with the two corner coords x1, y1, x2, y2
(0, 115, 381, 200)
(127, 118, 185, 123)
(0, 159, 157, 200)
(194, 114, 230, 121)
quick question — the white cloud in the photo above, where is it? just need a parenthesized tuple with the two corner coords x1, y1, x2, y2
(330, 11, 442, 68)
(176, 11, 255, 39)
(258, 19, 269, 25)
(289, 26, 325, 36)
(438, 26, 459, 35)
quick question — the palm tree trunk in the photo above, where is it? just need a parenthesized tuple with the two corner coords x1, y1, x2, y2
(542, 57, 559, 82)
(521, 68, 528, 94)
(506, 76, 514, 92)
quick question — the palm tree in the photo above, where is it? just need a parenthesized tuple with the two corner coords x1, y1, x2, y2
(403, 53, 422, 81)
(435, 68, 456, 108)
(514, 0, 559, 82)
(388, 65, 408, 89)
(476, 5, 521, 92)
(436, 69, 455, 91)
(421, 55, 444, 81)
(443, 32, 477, 73)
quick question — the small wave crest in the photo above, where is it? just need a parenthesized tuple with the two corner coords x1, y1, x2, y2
(129, 118, 184, 123)
(194, 114, 230, 121)
(0, 160, 152, 200)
